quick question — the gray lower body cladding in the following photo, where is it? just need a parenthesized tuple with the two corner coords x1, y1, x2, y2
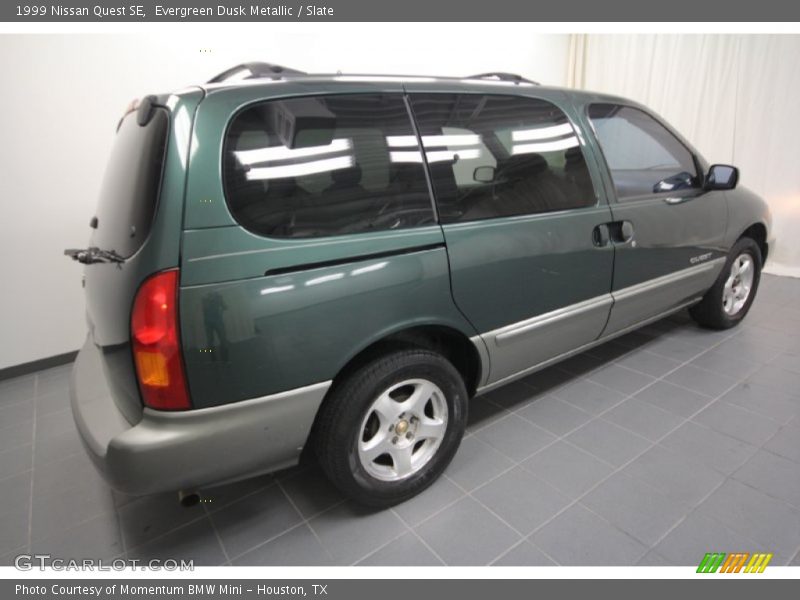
(70, 335, 329, 495)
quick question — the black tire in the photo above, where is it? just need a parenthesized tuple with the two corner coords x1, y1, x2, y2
(313, 349, 468, 507)
(690, 237, 762, 330)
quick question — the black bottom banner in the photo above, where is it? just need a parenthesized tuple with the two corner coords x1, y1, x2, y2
(5, 579, 797, 600)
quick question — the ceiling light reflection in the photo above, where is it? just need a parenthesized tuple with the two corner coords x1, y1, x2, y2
(386, 134, 481, 148)
(512, 137, 579, 154)
(512, 123, 575, 141)
(305, 273, 345, 286)
(351, 261, 388, 276)
(260, 285, 295, 295)
(246, 155, 354, 180)
(235, 138, 352, 166)
(391, 149, 481, 163)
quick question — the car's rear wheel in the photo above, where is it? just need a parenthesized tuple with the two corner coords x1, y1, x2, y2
(689, 237, 762, 329)
(314, 349, 467, 507)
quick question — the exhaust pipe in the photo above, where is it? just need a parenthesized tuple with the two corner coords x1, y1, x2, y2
(178, 490, 201, 507)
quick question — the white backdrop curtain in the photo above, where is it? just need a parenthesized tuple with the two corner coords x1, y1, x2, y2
(570, 34, 800, 277)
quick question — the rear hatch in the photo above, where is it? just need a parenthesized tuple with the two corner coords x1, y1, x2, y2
(77, 92, 201, 423)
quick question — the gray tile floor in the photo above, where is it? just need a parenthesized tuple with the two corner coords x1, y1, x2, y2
(2, 273, 800, 567)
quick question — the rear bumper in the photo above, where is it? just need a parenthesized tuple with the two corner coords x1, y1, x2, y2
(70, 337, 330, 495)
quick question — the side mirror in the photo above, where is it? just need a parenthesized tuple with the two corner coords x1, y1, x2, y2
(473, 165, 496, 183)
(705, 164, 739, 191)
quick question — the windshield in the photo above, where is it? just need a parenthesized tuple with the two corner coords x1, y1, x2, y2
(90, 107, 169, 257)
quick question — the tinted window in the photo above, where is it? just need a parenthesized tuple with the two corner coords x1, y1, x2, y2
(91, 107, 169, 258)
(223, 94, 434, 238)
(409, 94, 596, 223)
(588, 104, 699, 200)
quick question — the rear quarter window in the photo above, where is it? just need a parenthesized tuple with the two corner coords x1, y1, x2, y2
(91, 107, 169, 257)
(222, 94, 435, 239)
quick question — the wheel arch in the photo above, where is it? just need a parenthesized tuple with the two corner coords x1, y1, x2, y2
(737, 222, 769, 263)
(329, 323, 484, 399)
(723, 185, 772, 264)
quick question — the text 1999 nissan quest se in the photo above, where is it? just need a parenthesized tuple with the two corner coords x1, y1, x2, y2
(66, 64, 773, 507)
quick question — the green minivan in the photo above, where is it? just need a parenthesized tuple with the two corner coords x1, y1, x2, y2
(68, 64, 773, 507)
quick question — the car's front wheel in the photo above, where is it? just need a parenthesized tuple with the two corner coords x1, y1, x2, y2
(314, 349, 467, 507)
(690, 237, 762, 329)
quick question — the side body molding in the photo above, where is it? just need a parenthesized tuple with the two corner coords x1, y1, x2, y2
(473, 258, 725, 392)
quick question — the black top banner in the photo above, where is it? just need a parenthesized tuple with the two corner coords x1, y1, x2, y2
(3, 0, 800, 22)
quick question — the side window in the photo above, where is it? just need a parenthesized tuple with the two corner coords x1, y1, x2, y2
(223, 94, 434, 238)
(587, 104, 700, 201)
(408, 93, 596, 223)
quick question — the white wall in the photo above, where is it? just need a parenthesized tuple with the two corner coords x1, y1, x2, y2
(0, 27, 571, 369)
(574, 34, 800, 278)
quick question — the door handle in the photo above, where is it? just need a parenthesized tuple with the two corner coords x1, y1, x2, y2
(618, 221, 634, 243)
(595, 221, 635, 246)
(664, 196, 688, 205)
(592, 224, 610, 247)
(604, 220, 635, 244)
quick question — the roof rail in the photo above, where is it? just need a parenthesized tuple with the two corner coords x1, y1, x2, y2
(467, 72, 540, 85)
(207, 62, 306, 83)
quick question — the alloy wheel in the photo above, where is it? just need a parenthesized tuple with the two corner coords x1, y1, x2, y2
(357, 378, 448, 481)
(722, 253, 754, 316)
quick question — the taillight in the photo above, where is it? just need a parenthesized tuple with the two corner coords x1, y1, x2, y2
(131, 269, 191, 410)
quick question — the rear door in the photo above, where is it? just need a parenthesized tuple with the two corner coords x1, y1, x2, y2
(79, 91, 201, 422)
(408, 92, 615, 387)
(584, 103, 729, 335)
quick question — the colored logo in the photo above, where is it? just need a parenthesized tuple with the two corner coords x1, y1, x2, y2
(697, 552, 773, 573)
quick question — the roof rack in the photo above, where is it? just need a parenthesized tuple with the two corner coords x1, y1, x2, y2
(207, 62, 306, 83)
(206, 64, 542, 86)
(467, 72, 540, 85)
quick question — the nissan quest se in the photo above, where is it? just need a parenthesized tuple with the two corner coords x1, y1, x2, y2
(66, 63, 773, 507)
